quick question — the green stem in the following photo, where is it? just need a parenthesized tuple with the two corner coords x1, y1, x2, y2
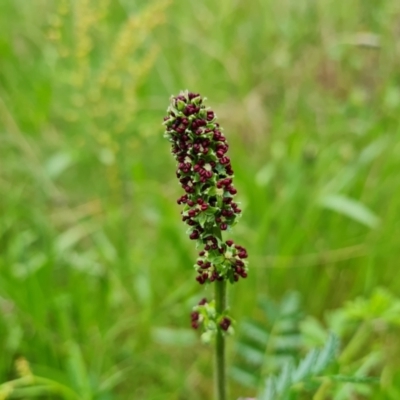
(215, 279, 227, 400)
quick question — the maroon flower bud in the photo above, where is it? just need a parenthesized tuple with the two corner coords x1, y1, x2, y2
(191, 311, 199, 321)
(236, 260, 244, 267)
(198, 298, 207, 305)
(191, 321, 199, 329)
(190, 230, 199, 240)
(188, 92, 199, 100)
(219, 317, 231, 331)
(228, 187, 237, 195)
(220, 223, 228, 231)
(226, 240, 234, 247)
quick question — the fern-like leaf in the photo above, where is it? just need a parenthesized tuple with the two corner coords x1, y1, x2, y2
(232, 292, 304, 388)
(258, 333, 339, 400)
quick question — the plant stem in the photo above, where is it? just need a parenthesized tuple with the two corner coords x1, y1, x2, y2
(215, 279, 227, 400)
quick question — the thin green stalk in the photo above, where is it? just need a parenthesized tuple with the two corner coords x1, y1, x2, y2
(215, 279, 227, 400)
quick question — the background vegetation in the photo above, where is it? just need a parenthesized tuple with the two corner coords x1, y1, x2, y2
(1, 0, 400, 398)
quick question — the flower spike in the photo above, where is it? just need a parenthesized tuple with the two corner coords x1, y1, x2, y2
(163, 91, 249, 286)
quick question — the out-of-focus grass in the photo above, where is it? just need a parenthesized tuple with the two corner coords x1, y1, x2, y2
(1, 0, 400, 398)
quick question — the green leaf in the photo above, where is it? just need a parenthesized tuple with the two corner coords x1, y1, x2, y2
(151, 327, 197, 347)
(328, 374, 380, 384)
(197, 212, 208, 227)
(229, 366, 259, 388)
(45, 151, 73, 179)
(240, 321, 269, 346)
(257, 334, 339, 399)
(291, 348, 319, 382)
(65, 342, 92, 399)
(319, 194, 380, 228)
(259, 377, 277, 400)
(312, 333, 339, 374)
(236, 343, 265, 365)
(276, 361, 293, 394)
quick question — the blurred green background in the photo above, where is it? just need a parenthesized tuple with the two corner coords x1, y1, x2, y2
(1, 0, 400, 399)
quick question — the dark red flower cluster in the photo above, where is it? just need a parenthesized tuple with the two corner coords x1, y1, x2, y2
(163, 90, 248, 285)
(194, 239, 248, 284)
(190, 298, 208, 329)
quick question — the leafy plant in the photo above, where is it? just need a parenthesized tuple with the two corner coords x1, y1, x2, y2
(258, 333, 339, 400)
(232, 292, 304, 388)
(233, 290, 393, 399)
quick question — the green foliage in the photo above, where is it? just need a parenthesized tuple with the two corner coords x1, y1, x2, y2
(258, 334, 339, 400)
(234, 290, 400, 399)
(231, 292, 303, 388)
(1, 0, 400, 398)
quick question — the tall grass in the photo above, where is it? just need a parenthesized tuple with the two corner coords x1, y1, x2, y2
(1, 0, 400, 398)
